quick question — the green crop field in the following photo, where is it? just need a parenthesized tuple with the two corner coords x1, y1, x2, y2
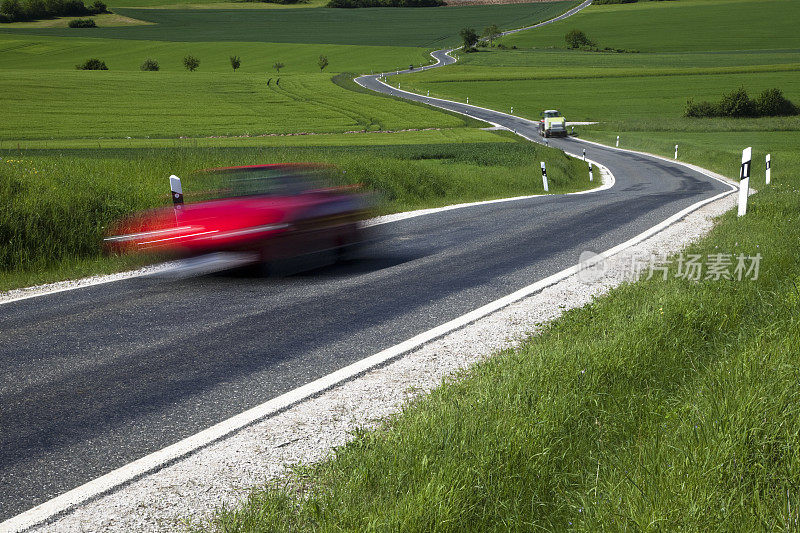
(0, 3, 580, 46)
(0, 71, 471, 140)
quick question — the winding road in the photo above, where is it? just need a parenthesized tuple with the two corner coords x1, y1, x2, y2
(0, 2, 736, 529)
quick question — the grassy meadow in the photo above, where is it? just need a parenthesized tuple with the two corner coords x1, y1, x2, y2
(197, 0, 800, 530)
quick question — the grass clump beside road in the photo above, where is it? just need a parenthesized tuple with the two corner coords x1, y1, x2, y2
(0, 133, 591, 291)
(201, 173, 800, 530)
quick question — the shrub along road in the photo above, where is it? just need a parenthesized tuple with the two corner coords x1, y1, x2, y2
(0, 4, 738, 528)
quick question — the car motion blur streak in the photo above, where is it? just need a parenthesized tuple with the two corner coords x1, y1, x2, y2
(105, 164, 373, 271)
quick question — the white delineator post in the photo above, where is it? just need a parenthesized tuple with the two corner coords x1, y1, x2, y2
(427, 90, 430, 97)
(170, 175, 183, 208)
(582, 148, 586, 161)
(738, 147, 752, 217)
(589, 162, 593, 182)
(466, 97, 469, 104)
(766, 153, 771, 185)
(616, 135, 620, 147)
(540, 162, 549, 192)
(510, 106, 513, 114)
(674, 144, 679, 159)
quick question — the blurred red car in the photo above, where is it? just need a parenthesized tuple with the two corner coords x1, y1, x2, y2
(105, 164, 372, 271)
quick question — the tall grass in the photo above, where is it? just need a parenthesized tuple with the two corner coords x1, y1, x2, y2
(0, 137, 590, 289)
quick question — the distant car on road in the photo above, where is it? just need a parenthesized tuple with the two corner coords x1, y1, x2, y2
(105, 164, 373, 273)
(539, 109, 567, 138)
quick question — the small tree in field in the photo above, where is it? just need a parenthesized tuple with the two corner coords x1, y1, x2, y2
(230, 55, 241, 71)
(459, 27, 478, 52)
(317, 54, 329, 72)
(140, 58, 159, 71)
(483, 24, 501, 46)
(565, 29, 595, 49)
(273, 61, 284, 73)
(183, 54, 199, 71)
(76, 58, 107, 70)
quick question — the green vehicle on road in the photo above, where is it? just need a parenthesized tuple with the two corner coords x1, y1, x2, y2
(539, 109, 567, 138)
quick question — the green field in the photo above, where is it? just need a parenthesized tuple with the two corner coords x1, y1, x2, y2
(0, 71, 472, 140)
(0, 3, 580, 46)
(197, 1, 800, 530)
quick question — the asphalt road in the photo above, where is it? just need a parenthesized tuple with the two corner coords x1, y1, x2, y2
(0, 3, 733, 523)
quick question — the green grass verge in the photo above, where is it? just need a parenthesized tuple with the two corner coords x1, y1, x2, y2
(0, 131, 593, 291)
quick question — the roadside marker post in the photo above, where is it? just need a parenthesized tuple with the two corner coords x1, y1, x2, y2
(582, 148, 586, 161)
(674, 144, 679, 159)
(510, 106, 513, 114)
(589, 162, 593, 182)
(616, 135, 620, 147)
(466, 97, 469, 104)
(766, 154, 771, 185)
(427, 90, 429, 97)
(540, 162, 549, 192)
(738, 147, 752, 217)
(169, 175, 183, 207)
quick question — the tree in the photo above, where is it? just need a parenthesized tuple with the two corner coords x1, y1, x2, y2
(272, 61, 284, 73)
(459, 27, 478, 52)
(482, 24, 501, 46)
(230, 55, 241, 71)
(183, 54, 199, 71)
(317, 54, 329, 72)
(565, 29, 595, 49)
(76, 57, 107, 70)
(1, 0, 23, 21)
(140, 58, 159, 71)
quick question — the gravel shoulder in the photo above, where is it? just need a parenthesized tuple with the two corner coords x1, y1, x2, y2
(30, 181, 738, 533)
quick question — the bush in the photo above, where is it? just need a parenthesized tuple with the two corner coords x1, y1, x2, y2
(717, 86, 757, 117)
(88, 0, 105, 12)
(68, 17, 95, 27)
(0, 0, 23, 20)
(183, 54, 199, 71)
(140, 58, 159, 71)
(684, 87, 797, 118)
(230, 55, 240, 71)
(755, 88, 797, 116)
(565, 29, 595, 49)
(684, 98, 718, 118)
(0, 12, 10, 21)
(75, 57, 107, 70)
